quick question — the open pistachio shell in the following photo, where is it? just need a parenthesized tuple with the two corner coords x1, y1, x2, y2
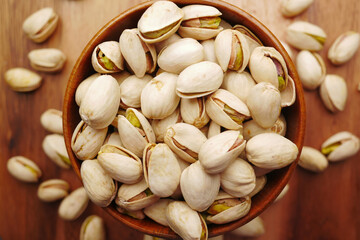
(233, 25, 263, 53)
(281, 41, 294, 59)
(5, 68, 42, 92)
(180, 97, 210, 129)
(152, 108, 182, 143)
(28, 48, 66, 72)
(231, 216, 265, 237)
(75, 73, 100, 106)
(40, 108, 63, 134)
(281, 76, 296, 107)
(319, 74, 347, 113)
(281, 0, 314, 17)
(243, 114, 287, 140)
(103, 131, 123, 148)
(91, 41, 124, 73)
(80, 215, 106, 240)
(222, 71, 256, 103)
(42, 134, 71, 169)
(120, 74, 152, 109)
(170, 156, 191, 200)
(328, 31, 360, 65)
(299, 146, 328, 172)
(7, 156, 42, 183)
(248, 175, 267, 197)
(144, 198, 173, 227)
(207, 120, 222, 139)
(201, 39, 218, 64)
(274, 184, 289, 203)
(155, 33, 182, 53)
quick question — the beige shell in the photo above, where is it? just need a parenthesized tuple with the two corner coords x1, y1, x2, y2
(199, 130, 246, 174)
(176, 61, 223, 98)
(180, 161, 220, 212)
(274, 184, 289, 203)
(281, 0, 314, 17)
(170, 156, 191, 200)
(253, 165, 273, 177)
(22, 7, 59, 43)
(119, 29, 157, 77)
(231, 216, 265, 237)
(299, 146, 328, 172)
(248, 175, 267, 197)
(201, 39, 218, 63)
(281, 76, 296, 107)
(37, 179, 69, 202)
(243, 114, 287, 140)
(119, 74, 152, 108)
(80, 215, 106, 240)
(112, 71, 132, 85)
(319, 74, 348, 112)
(28, 48, 66, 72)
(281, 41, 294, 59)
(42, 134, 71, 169)
(116, 206, 145, 220)
(180, 97, 210, 129)
(207, 120, 222, 139)
(75, 73, 100, 106)
(40, 108, 63, 134)
(5, 68, 42, 92)
(7, 156, 42, 183)
(144, 198, 173, 227)
(155, 33, 182, 53)
(91, 41, 124, 73)
(138, 1, 184, 44)
(328, 31, 360, 65)
(233, 25, 263, 54)
(58, 187, 89, 221)
(221, 71, 256, 103)
(103, 131, 123, 148)
(151, 108, 182, 142)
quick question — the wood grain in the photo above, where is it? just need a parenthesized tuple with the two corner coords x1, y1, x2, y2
(0, 0, 359, 240)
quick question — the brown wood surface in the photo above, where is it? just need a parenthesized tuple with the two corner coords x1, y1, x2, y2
(0, 0, 359, 240)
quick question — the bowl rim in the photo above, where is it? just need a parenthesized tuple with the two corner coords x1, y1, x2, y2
(63, 0, 306, 238)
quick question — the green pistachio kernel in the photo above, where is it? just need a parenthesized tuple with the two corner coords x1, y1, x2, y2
(142, 21, 178, 39)
(321, 142, 341, 156)
(126, 111, 141, 128)
(306, 33, 326, 45)
(278, 76, 286, 91)
(200, 16, 221, 29)
(207, 203, 232, 215)
(144, 188, 153, 196)
(224, 104, 243, 124)
(24, 165, 39, 176)
(97, 50, 115, 70)
(57, 153, 71, 166)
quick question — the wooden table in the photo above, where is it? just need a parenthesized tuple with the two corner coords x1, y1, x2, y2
(0, 0, 359, 239)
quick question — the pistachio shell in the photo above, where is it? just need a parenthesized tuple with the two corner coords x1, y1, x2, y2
(180, 97, 210, 129)
(143, 235, 166, 240)
(253, 165, 273, 177)
(155, 33, 182, 53)
(120, 74, 152, 108)
(103, 131, 123, 148)
(75, 73, 101, 106)
(116, 206, 145, 220)
(42, 134, 71, 169)
(231, 216, 265, 237)
(221, 71, 256, 103)
(80, 215, 106, 240)
(201, 39, 218, 63)
(280, 41, 294, 59)
(274, 184, 289, 203)
(233, 25, 263, 54)
(58, 187, 89, 221)
(37, 179, 69, 202)
(112, 71, 131, 85)
(299, 146, 328, 172)
(144, 198, 173, 227)
(281, 76, 296, 107)
(248, 175, 267, 197)
(170, 156, 191, 200)
(91, 41, 124, 73)
(243, 115, 287, 140)
(28, 48, 66, 72)
(152, 108, 182, 142)
(319, 74, 347, 112)
(5, 68, 42, 92)
(281, 0, 314, 17)
(207, 120, 222, 138)
(40, 108, 63, 134)
(328, 31, 360, 65)
(7, 156, 42, 183)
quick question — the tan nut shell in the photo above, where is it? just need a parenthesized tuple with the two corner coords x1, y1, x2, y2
(274, 184, 289, 203)
(152, 108, 182, 142)
(144, 198, 173, 227)
(281, 76, 296, 107)
(328, 31, 360, 65)
(103, 131, 123, 148)
(40, 108, 63, 134)
(233, 25, 263, 54)
(243, 115, 287, 140)
(5, 68, 42, 92)
(201, 39, 218, 63)
(37, 179, 70, 202)
(58, 187, 89, 221)
(75, 73, 100, 106)
(155, 33, 182, 53)
(299, 146, 328, 172)
(319, 74, 347, 112)
(221, 71, 256, 103)
(42, 134, 70, 169)
(207, 120, 222, 139)
(28, 48, 66, 72)
(91, 41, 124, 73)
(248, 175, 267, 197)
(321, 131, 360, 161)
(120, 74, 152, 108)
(231, 216, 265, 237)
(281, 0, 314, 17)
(80, 215, 106, 240)
(7, 156, 42, 183)
(180, 97, 210, 129)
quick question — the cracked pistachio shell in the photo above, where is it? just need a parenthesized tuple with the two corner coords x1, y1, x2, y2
(158, 38, 204, 74)
(155, 33, 182, 53)
(274, 184, 289, 203)
(71, 120, 108, 160)
(79, 75, 120, 129)
(81, 160, 117, 207)
(220, 158, 256, 197)
(7, 156, 42, 183)
(328, 31, 360, 65)
(221, 71, 256, 103)
(144, 198, 173, 227)
(91, 41, 124, 73)
(119, 29, 157, 77)
(207, 120, 222, 139)
(22, 7, 59, 43)
(319, 74, 347, 112)
(281, 76, 296, 107)
(42, 134, 70, 169)
(199, 130, 246, 174)
(120, 74, 152, 108)
(75, 73, 100, 106)
(143, 143, 181, 197)
(296, 50, 326, 90)
(249, 47, 289, 91)
(177, 61, 223, 98)
(246, 133, 299, 169)
(253, 165, 273, 177)
(281, 41, 294, 59)
(58, 187, 89, 221)
(286, 21, 327, 51)
(138, 1, 184, 44)
(299, 146, 328, 172)
(112, 71, 131, 85)
(246, 82, 282, 129)
(248, 175, 267, 197)
(220, 19, 232, 29)
(40, 108, 63, 134)
(206, 89, 251, 130)
(80, 215, 106, 240)
(206, 191, 251, 224)
(103, 131, 123, 148)
(233, 25, 263, 54)
(28, 48, 66, 72)
(117, 108, 155, 157)
(37, 179, 69, 202)
(215, 29, 250, 72)
(231, 216, 265, 237)
(152, 108, 182, 142)
(179, 4, 223, 40)
(170, 156, 191, 200)
(201, 39, 218, 64)
(116, 206, 145, 220)
(97, 144, 143, 184)
(115, 178, 160, 211)
(180, 97, 210, 129)
(5, 68, 42, 92)
(181, 161, 220, 212)
(321, 131, 360, 162)
(243, 114, 287, 140)
(281, 0, 314, 17)
(164, 123, 207, 163)
(166, 201, 208, 240)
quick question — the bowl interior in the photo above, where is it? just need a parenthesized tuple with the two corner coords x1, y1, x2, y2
(63, 0, 306, 238)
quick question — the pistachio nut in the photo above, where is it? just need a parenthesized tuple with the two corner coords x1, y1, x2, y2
(296, 50, 326, 90)
(115, 178, 160, 211)
(180, 97, 210, 129)
(71, 120, 108, 160)
(75, 73, 101, 106)
(249, 47, 288, 91)
(246, 82, 282, 129)
(28, 48, 66, 72)
(328, 31, 360, 65)
(7, 156, 42, 183)
(117, 108, 156, 157)
(179, 4, 223, 40)
(176, 61, 223, 98)
(253, 165, 273, 177)
(281, 41, 294, 59)
(103, 131, 123, 148)
(220, 158, 256, 197)
(248, 175, 267, 197)
(281, 0, 314, 17)
(141, 72, 180, 119)
(58, 187, 89, 221)
(91, 41, 124, 73)
(215, 29, 250, 72)
(152, 108, 182, 142)
(119, 29, 157, 77)
(111, 109, 127, 129)
(120, 74, 152, 109)
(112, 71, 131, 85)
(166, 201, 208, 240)
(80, 215, 106, 240)
(42, 134, 71, 169)
(22, 7, 59, 43)
(321, 131, 360, 162)
(299, 146, 328, 172)
(170, 156, 191, 200)
(205, 191, 251, 224)
(199, 130, 246, 174)
(164, 123, 207, 163)
(144, 198, 173, 227)
(231, 216, 265, 237)
(158, 38, 204, 74)
(138, 1, 184, 43)
(40, 108, 63, 134)
(233, 25, 263, 54)
(37, 179, 70, 202)
(281, 76, 296, 107)
(201, 39, 218, 63)
(143, 143, 181, 197)
(219, 19, 232, 29)
(144, 235, 166, 240)
(274, 184, 289, 203)
(80, 160, 117, 207)
(319, 74, 347, 112)
(155, 33, 182, 53)
(116, 206, 145, 220)
(221, 71, 256, 103)
(243, 114, 287, 140)
(97, 144, 143, 184)
(286, 21, 327, 51)
(207, 120, 222, 139)
(180, 161, 220, 212)
(246, 133, 299, 169)
(5, 68, 42, 92)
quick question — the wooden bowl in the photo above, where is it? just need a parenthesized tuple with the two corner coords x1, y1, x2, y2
(63, 0, 306, 238)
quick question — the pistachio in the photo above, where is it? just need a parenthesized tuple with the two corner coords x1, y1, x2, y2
(40, 108, 63, 134)
(180, 97, 210, 129)
(221, 71, 256, 103)
(248, 175, 267, 197)
(91, 41, 124, 73)
(281, 76, 296, 107)
(80, 215, 106, 240)
(280, 40, 293, 59)
(42, 134, 71, 169)
(28, 48, 66, 72)
(201, 39, 218, 63)
(328, 31, 360, 65)
(58, 187, 89, 221)
(243, 115, 287, 140)
(5, 68, 42, 92)
(120, 74, 152, 109)
(112, 71, 131, 85)
(274, 184, 289, 203)
(116, 206, 146, 220)
(144, 198, 173, 227)
(319, 74, 348, 113)
(143, 235, 166, 240)
(155, 33, 181, 53)
(75, 73, 100, 106)
(299, 146, 328, 172)
(37, 179, 70, 202)
(207, 120, 222, 139)
(152, 108, 182, 142)
(170, 156, 191, 200)
(231, 216, 265, 237)
(233, 25, 263, 53)
(281, 0, 314, 17)
(7, 156, 42, 183)
(103, 131, 123, 148)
